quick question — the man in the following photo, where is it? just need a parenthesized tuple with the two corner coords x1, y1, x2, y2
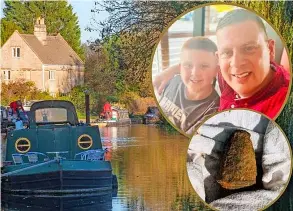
(9, 100, 28, 121)
(103, 101, 112, 120)
(8, 100, 29, 129)
(216, 9, 289, 118)
(154, 9, 290, 119)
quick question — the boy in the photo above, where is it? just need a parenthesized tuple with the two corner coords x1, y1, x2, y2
(158, 37, 220, 135)
(154, 9, 290, 120)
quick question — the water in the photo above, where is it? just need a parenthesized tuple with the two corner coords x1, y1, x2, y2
(2, 125, 207, 211)
(101, 125, 204, 210)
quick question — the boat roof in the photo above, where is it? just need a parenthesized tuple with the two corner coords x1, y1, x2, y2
(112, 106, 129, 112)
(29, 100, 79, 125)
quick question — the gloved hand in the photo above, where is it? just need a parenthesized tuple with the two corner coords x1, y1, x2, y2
(187, 110, 291, 211)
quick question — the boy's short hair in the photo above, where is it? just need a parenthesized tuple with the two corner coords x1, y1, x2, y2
(181, 37, 217, 53)
(216, 9, 268, 38)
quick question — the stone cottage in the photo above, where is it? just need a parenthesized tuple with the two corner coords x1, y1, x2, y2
(0, 17, 84, 96)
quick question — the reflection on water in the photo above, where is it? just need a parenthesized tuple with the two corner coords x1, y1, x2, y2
(2, 125, 208, 210)
(2, 192, 114, 211)
(101, 125, 206, 210)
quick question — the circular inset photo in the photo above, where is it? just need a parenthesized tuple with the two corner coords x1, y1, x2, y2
(187, 109, 292, 210)
(151, 4, 291, 136)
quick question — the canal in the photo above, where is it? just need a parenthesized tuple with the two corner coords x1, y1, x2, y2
(2, 125, 207, 210)
(101, 125, 205, 210)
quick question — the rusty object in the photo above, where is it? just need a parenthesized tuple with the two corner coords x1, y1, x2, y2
(217, 130, 257, 190)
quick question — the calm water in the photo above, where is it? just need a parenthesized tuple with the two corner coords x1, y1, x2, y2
(101, 125, 205, 210)
(1, 125, 207, 211)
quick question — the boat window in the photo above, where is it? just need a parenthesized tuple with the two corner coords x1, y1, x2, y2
(35, 108, 67, 123)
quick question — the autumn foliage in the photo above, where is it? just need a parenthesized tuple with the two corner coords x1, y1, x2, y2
(1, 80, 53, 106)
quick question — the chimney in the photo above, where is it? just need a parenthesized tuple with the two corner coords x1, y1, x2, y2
(34, 17, 47, 45)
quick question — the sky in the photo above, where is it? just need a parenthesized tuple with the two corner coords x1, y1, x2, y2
(0, 0, 108, 44)
(68, 0, 109, 43)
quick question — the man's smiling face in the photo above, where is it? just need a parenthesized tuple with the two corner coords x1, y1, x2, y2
(216, 20, 275, 98)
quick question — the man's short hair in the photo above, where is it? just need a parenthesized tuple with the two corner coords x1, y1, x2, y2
(181, 37, 217, 53)
(216, 9, 268, 38)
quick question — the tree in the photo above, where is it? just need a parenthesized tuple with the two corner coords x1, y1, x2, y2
(1, 18, 23, 46)
(1, 80, 53, 106)
(88, 1, 207, 97)
(89, 0, 293, 105)
(84, 41, 118, 97)
(2, 1, 84, 60)
(89, 1, 293, 210)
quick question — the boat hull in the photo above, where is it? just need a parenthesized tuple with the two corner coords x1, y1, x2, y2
(2, 160, 115, 194)
(106, 119, 131, 126)
(2, 191, 114, 211)
(96, 119, 131, 127)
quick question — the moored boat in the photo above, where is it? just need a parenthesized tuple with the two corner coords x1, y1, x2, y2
(98, 106, 131, 127)
(1, 100, 117, 194)
(143, 106, 160, 124)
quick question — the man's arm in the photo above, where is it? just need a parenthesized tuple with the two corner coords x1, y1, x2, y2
(153, 64, 180, 95)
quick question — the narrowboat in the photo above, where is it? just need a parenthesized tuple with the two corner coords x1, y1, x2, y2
(143, 106, 160, 124)
(97, 106, 131, 127)
(1, 100, 117, 195)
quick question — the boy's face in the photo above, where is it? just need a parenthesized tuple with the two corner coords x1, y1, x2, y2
(216, 20, 274, 98)
(180, 49, 218, 92)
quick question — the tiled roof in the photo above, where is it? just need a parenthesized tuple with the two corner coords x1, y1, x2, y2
(20, 33, 83, 66)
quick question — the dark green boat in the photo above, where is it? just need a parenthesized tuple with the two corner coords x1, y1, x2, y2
(2, 100, 117, 195)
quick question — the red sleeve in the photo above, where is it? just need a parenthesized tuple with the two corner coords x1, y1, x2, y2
(10, 102, 17, 113)
(265, 87, 288, 119)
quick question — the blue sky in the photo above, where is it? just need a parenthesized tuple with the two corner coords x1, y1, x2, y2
(0, 0, 108, 44)
(68, 0, 108, 43)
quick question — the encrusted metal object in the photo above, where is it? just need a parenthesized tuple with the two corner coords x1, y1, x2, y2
(217, 130, 257, 190)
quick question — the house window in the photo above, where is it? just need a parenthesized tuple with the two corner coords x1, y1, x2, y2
(12, 47, 20, 58)
(3, 70, 11, 80)
(49, 70, 55, 80)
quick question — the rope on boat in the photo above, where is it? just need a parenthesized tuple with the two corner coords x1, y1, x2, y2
(1, 159, 57, 177)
